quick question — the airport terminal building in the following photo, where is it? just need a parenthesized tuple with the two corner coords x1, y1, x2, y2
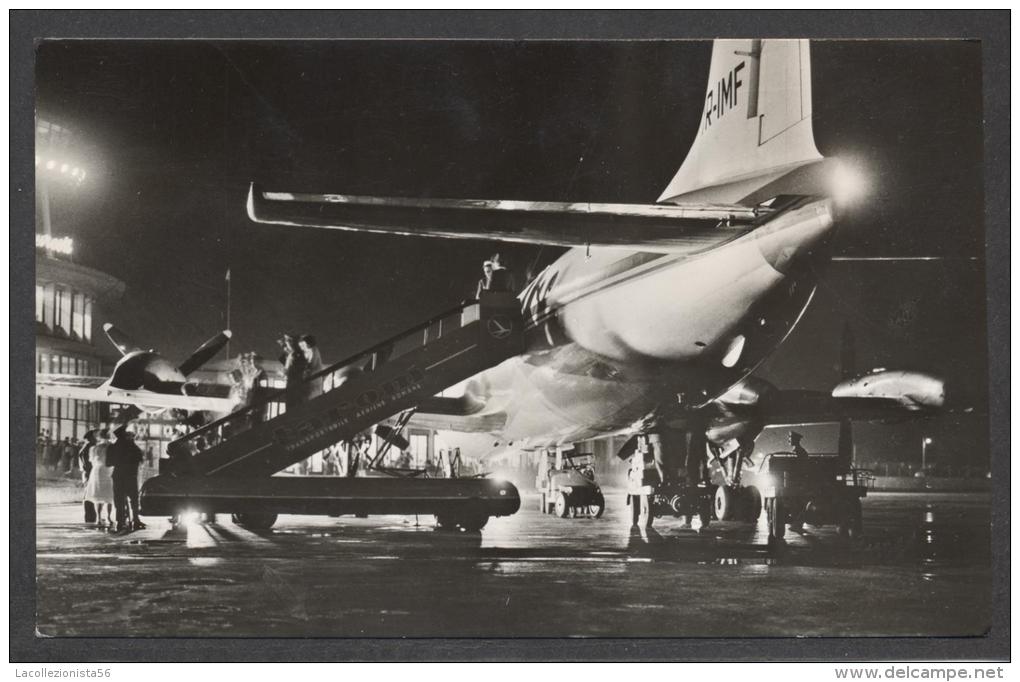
(35, 248, 124, 441)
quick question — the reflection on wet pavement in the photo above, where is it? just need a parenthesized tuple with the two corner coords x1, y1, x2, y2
(36, 491, 991, 637)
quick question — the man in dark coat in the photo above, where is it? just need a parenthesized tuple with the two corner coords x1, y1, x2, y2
(789, 431, 809, 459)
(110, 425, 146, 532)
(487, 253, 516, 293)
(279, 333, 307, 411)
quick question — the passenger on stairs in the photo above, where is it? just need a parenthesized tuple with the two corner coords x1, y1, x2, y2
(279, 333, 307, 411)
(300, 334, 325, 401)
(475, 260, 493, 298)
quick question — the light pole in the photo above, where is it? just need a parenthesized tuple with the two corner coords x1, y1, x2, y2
(922, 437, 933, 475)
(35, 120, 88, 256)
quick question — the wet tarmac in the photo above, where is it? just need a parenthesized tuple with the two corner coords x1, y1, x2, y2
(36, 490, 991, 637)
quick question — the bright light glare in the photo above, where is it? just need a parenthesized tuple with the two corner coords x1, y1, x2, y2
(832, 161, 869, 206)
(45, 160, 56, 170)
(180, 510, 202, 526)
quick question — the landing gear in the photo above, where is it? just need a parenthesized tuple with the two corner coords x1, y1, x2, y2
(746, 486, 763, 523)
(714, 485, 763, 522)
(714, 485, 736, 521)
(231, 512, 278, 530)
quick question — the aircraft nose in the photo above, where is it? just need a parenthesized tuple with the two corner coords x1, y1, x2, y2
(757, 199, 834, 274)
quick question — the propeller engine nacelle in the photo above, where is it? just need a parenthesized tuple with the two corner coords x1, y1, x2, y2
(108, 351, 186, 391)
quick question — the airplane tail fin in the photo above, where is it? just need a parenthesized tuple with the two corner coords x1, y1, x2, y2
(657, 39, 824, 205)
(103, 323, 141, 356)
(177, 330, 232, 376)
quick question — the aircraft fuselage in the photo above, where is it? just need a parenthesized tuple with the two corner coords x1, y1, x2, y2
(437, 199, 834, 451)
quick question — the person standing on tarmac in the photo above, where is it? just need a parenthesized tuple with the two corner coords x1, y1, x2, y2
(626, 436, 660, 529)
(109, 425, 146, 533)
(787, 430, 809, 532)
(85, 429, 116, 529)
(77, 430, 98, 523)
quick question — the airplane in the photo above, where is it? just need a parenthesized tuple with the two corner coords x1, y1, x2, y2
(36, 323, 237, 414)
(247, 40, 951, 519)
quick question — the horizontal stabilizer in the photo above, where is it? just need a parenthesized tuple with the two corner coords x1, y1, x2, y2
(248, 184, 760, 252)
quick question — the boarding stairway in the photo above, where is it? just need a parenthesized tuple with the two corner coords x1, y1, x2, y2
(139, 293, 524, 528)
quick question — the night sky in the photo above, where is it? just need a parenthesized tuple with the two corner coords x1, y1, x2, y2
(34, 40, 988, 464)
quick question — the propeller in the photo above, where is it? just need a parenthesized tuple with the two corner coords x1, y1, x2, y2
(103, 323, 141, 356)
(177, 330, 232, 376)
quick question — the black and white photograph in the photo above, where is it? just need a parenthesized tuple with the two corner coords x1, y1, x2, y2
(13, 11, 1007, 663)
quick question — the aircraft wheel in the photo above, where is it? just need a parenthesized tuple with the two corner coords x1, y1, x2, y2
(554, 492, 571, 518)
(744, 486, 763, 523)
(231, 512, 277, 530)
(714, 485, 736, 521)
(589, 492, 606, 519)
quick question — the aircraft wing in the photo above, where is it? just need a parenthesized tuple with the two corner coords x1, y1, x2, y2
(36, 374, 236, 413)
(730, 391, 941, 428)
(699, 369, 952, 434)
(406, 396, 508, 434)
(247, 184, 761, 252)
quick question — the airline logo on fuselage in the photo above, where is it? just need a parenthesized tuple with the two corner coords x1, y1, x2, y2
(702, 61, 745, 133)
(487, 316, 514, 339)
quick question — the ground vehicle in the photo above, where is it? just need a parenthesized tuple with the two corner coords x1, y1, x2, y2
(751, 451, 872, 547)
(537, 451, 605, 518)
(650, 482, 715, 528)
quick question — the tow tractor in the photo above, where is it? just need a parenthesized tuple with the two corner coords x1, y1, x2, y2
(140, 293, 525, 531)
(649, 482, 715, 526)
(748, 451, 873, 547)
(537, 449, 606, 518)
